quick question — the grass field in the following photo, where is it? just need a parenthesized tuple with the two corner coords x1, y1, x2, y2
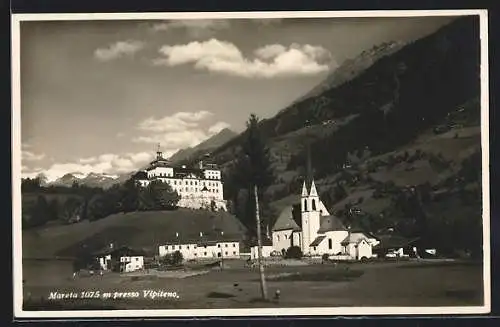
(22, 209, 247, 258)
(22, 258, 484, 310)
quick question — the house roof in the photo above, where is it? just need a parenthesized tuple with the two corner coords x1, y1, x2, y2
(373, 234, 420, 250)
(248, 237, 273, 247)
(317, 215, 346, 233)
(94, 246, 147, 257)
(310, 235, 326, 247)
(340, 232, 370, 245)
(272, 206, 301, 232)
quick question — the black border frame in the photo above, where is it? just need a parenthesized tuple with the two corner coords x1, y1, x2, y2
(7, 0, 499, 325)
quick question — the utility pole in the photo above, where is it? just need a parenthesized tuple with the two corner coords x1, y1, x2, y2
(254, 184, 268, 301)
(220, 231, 224, 270)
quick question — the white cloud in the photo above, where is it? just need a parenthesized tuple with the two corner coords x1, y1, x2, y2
(22, 150, 46, 161)
(137, 110, 213, 133)
(153, 39, 334, 78)
(133, 130, 210, 149)
(134, 111, 231, 155)
(94, 40, 144, 61)
(208, 121, 231, 134)
(151, 19, 230, 38)
(79, 156, 98, 164)
(21, 151, 155, 182)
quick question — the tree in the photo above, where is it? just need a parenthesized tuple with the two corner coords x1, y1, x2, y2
(171, 251, 184, 266)
(21, 177, 42, 193)
(47, 199, 59, 221)
(285, 246, 303, 259)
(121, 178, 141, 213)
(229, 114, 274, 301)
(61, 197, 83, 224)
(140, 181, 180, 211)
(230, 114, 275, 233)
(26, 195, 50, 228)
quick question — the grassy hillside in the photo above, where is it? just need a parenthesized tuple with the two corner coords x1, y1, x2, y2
(22, 209, 248, 259)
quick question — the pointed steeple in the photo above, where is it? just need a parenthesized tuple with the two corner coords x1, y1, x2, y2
(301, 180, 309, 197)
(304, 119, 313, 191)
(309, 180, 318, 197)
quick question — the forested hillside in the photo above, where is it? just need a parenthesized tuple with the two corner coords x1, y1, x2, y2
(208, 16, 482, 257)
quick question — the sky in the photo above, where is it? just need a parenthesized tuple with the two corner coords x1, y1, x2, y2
(19, 15, 457, 182)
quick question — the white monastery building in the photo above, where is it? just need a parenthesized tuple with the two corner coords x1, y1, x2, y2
(134, 145, 227, 211)
(271, 177, 379, 261)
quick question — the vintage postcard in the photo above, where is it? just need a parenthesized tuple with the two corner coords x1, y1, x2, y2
(11, 10, 490, 318)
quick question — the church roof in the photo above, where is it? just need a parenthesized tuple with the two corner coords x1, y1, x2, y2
(310, 235, 326, 247)
(317, 215, 346, 233)
(272, 206, 301, 232)
(340, 232, 370, 245)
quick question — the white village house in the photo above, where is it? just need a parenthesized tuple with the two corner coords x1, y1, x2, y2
(134, 145, 227, 211)
(250, 239, 274, 260)
(159, 231, 241, 260)
(96, 245, 146, 273)
(271, 178, 379, 261)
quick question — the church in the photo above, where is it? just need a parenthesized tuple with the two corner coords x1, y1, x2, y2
(271, 151, 379, 260)
(134, 145, 227, 211)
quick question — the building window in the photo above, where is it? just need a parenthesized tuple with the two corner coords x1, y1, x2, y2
(233, 251, 236, 255)
(328, 239, 333, 250)
(225, 252, 228, 255)
(187, 246, 190, 249)
(135, 258, 139, 261)
(312, 199, 316, 211)
(218, 244, 220, 248)
(204, 252, 207, 256)
(304, 199, 308, 211)
(233, 243, 236, 247)
(225, 244, 228, 247)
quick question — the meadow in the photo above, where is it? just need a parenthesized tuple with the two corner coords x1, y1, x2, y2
(22, 258, 484, 310)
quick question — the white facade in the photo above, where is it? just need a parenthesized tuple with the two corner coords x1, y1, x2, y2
(250, 245, 274, 260)
(273, 230, 294, 254)
(310, 231, 349, 256)
(136, 150, 227, 211)
(159, 241, 240, 260)
(120, 256, 144, 272)
(98, 254, 112, 270)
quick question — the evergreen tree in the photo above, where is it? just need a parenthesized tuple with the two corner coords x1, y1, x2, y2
(61, 197, 83, 223)
(139, 181, 180, 210)
(30, 195, 50, 227)
(47, 198, 59, 221)
(230, 114, 275, 235)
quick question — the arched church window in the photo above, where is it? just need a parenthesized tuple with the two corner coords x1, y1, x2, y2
(312, 199, 316, 211)
(304, 199, 308, 211)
